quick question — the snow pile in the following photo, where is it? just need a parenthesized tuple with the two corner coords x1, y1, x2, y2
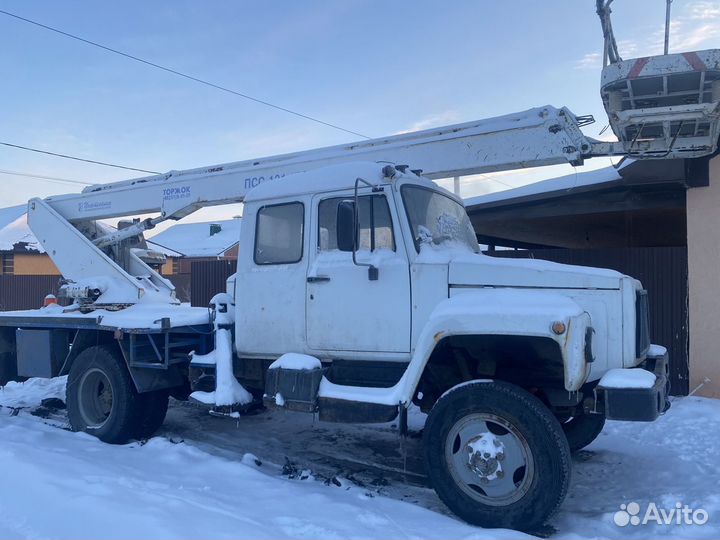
(2, 376, 720, 539)
(0, 378, 518, 540)
(269, 353, 321, 371)
(0, 377, 66, 407)
(648, 344, 667, 357)
(0, 415, 523, 540)
(599, 369, 657, 389)
(188, 323, 253, 407)
(555, 396, 720, 538)
(190, 293, 253, 407)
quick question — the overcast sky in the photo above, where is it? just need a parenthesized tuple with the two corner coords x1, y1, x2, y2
(1, 0, 718, 224)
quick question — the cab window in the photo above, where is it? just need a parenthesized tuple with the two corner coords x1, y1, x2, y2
(318, 195, 395, 251)
(254, 202, 304, 264)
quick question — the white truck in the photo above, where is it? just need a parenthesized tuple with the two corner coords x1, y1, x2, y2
(1, 50, 719, 530)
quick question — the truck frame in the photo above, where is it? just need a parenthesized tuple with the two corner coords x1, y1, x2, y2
(1, 49, 719, 530)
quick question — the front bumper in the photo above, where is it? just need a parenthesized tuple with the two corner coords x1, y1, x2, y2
(595, 349, 671, 421)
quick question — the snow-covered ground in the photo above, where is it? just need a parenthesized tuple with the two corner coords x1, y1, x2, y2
(1, 378, 718, 539)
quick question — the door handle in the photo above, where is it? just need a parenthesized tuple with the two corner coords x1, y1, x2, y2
(307, 275, 331, 283)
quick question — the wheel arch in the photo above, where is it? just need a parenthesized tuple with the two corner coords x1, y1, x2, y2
(63, 330, 185, 394)
(397, 294, 593, 407)
(412, 333, 566, 412)
(61, 329, 116, 377)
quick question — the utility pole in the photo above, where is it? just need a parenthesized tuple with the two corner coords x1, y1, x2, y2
(664, 0, 673, 55)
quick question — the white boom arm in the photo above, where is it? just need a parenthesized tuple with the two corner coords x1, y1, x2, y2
(41, 106, 608, 225)
(25, 96, 717, 306)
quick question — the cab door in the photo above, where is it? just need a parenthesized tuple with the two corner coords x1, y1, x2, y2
(235, 199, 309, 356)
(306, 190, 411, 355)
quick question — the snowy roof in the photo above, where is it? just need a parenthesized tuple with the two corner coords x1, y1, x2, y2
(465, 160, 630, 208)
(148, 218, 241, 258)
(0, 205, 42, 252)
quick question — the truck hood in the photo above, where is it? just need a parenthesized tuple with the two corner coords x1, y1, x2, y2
(447, 253, 624, 290)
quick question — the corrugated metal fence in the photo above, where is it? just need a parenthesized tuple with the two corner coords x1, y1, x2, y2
(0, 268, 225, 311)
(189, 260, 236, 307)
(0, 275, 60, 311)
(488, 247, 689, 395)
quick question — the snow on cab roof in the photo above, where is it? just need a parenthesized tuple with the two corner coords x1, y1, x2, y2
(464, 160, 631, 208)
(243, 161, 393, 202)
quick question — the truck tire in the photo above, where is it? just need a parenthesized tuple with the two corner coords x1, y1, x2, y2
(424, 380, 572, 531)
(135, 389, 170, 440)
(66, 344, 141, 444)
(0, 330, 20, 386)
(562, 413, 605, 452)
(0, 352, 18, 386)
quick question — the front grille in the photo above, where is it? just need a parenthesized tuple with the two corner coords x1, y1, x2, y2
(635, 290, 651, 357)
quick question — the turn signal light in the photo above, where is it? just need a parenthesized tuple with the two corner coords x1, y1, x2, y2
(551, 321, 567, 335)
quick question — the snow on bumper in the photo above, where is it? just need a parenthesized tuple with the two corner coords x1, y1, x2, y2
(596, 345, 670, 422)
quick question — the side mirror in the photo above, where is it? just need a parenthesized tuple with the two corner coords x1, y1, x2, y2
(336, 200, 355, 252)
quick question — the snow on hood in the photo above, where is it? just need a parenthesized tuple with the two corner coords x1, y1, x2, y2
(417, 243, 624, 289)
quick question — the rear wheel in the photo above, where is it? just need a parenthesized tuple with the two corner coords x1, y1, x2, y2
(66, 345, 141, 444)
(424, 380, 572, 531)
(0, 331, 21, 386)
(562, 413, 606, 452)
(0, 352, 19, 386)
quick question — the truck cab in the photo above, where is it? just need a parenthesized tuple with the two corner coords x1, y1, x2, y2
(232, 161, 663, 411)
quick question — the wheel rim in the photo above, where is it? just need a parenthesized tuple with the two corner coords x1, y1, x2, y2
(78, 368, 114, 428)
(444, 413, 534, 506)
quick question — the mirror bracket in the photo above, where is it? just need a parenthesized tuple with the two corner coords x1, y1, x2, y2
(353, 177, 380, 281)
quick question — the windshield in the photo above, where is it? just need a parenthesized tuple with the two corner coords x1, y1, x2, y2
(401, 185, 479, 253)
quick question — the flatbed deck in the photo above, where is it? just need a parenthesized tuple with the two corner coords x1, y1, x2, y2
(0, 303, 212, 333)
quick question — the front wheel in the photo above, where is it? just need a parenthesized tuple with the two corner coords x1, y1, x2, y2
(423, 380, 572, 531)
